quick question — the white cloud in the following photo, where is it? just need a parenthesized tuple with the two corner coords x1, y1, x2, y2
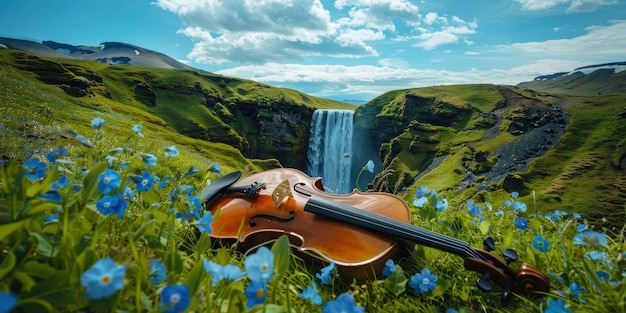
(515, 0, 617, 12)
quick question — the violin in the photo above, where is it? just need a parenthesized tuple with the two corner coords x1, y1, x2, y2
(202, 168, 549, 304)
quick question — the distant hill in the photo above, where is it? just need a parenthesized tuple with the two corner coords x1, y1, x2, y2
(518, 62, 626, 94)
(0, 37, 198, 71)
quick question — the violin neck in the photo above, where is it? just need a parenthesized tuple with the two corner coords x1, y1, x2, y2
(304, 195, 486, 261)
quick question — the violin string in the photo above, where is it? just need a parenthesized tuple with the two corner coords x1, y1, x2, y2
(304, 196, 489, 262)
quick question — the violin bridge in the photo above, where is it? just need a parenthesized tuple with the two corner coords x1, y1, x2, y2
(272, 180, 292, 208)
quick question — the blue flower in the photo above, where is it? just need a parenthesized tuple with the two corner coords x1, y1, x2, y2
(131, 171, 154, 192)
(573, 212, 581, 219)
(76, 134, 93, 147)
(245, 246, 274, 284)
(131, 124, 144, 138)
(545, 298, 571, 313)
(316, 262, 335, 285)
(322, 293, 364, 313)
(46, 147, 67, 163)
(467, 199, 483, 216)
(586, 251, 608, 262)
(91, 117, 105, 130)
(532, 234, 551, 252)
(80, 257, 126, 300)
(122, 187, 135, 201)
(104, 155, 117, 165)
(514, 217, 529, 230)
(195, 212, 213, 234)
(209, 162, 221, 174)
(415, 186, 429, 198)
(98, 169, 121, 194)
(569, 281, 585, 300)
(494, 211, 504, 217)
(299, 280, 322, 305)
(382, 259, 395, 278)
(159, 284, 190, 313)
(412, 186, 429, 207)
(244, 280, 267, 309)
(44, 214, 59, 223)
(22, 158, 47, 181)
(446, 309, 459, 313)
(408, 268, 437, 294)
(0, 291, 18, 313)
(96, 194, 128, 220)
(140, 153, 157, 167)
(181, 165, 199, 178)
(576, 224, 588, 232)
(573, 231, 607, 247)
(203, 260, 245, 286)
(510, 191, 519, 198)
(164, 145, 179, 157)
(434, 196, 449, 212)
(148, 260, 167, 285)
(511, 201, 527, 212)
(158, 176, 171, 189)
(364, 160, 375, 173)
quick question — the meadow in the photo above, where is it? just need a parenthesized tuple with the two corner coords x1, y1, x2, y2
(0, 115, 624, 313)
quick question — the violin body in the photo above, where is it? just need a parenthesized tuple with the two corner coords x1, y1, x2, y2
(203, 168, 550, 302)
(205, 168, 411, 281)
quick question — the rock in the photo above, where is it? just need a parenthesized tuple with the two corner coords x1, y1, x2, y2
(502, 174, 524, 192)
(135, 82, 157, 107)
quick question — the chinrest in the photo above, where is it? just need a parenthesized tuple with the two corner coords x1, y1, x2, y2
(201, 171, 242, 203)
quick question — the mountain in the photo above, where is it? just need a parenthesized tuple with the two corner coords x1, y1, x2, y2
(518, 62, 626, 94)
(0, 37, 197, 71)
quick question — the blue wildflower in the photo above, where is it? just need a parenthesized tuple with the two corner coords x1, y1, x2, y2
(364, 160, 375, 173)
(122, 187, 135, 201)
(140, 153, 157, 167)
(586, 251, 608, 262)
(158, 176, 171, 189)
(210, 162, 221, 174)
(44, 214, 59, 223)
(412, 186, 429, 207)
(532, 234, 551, 253)
(322, 293, 364, 313)
(569, 281, 585, 300)
(446, 309, 459, 313)
(596, 271, 611, 281)
(80, 257, 126, 300)
(494, 211, 504, 217)
(545, 298, 571, 313)
(98, 169, 121, 194)
(576, 224, 588, 232)
(148, 260, 167, 285)
(408, 268, 438, 294)
(104, 155, 117, 165)
(40, 175, 70, 203)
(504, 200, 512, 207)
(203, 260, 245, 286)
(316, 262, 335, 285)
(109, 147, 123, 154)
(573, 231, 608, 247)
(22, 158, 47, 181)
(164, 145, 179, 157)
(91, 117, 105, 130)
(0, 291, 18, 313)
(132, 171, 154, 192)
(467, 199, 483, 216)
(514, 217, 529, 230)
(195, 212, 213, 234)
(245, 246, 274, 284)
(299, 280, 322, 305)
(573, 212, 581, 219)
(511, 201, 527, 212)
(131, 124, 144, 138)
(46, 147, 67, 163)
(415, 186, 429, 198)
(76, 134, 93, 147)
(96, 194, 128, 220)
(181, 165, 199, 178)
(159, 284, 190, 313)
(244, 281, 267, 309)
(511, 191, 519, 198)
(382, 259, 395, 278)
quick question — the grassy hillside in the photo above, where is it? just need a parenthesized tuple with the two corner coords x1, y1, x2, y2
(357, 84, 626, 227)
(0, 48, 352, 172)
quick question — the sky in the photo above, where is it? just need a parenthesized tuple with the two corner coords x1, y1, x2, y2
(1, 0, 625, 101)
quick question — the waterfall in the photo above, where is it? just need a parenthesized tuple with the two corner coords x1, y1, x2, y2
(307, 109, 354, 194)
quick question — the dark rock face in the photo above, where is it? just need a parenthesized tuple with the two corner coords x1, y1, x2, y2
(135, 82, 157, 106)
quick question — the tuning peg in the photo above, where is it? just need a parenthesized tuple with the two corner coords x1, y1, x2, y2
(483, 236, 496, 252)
(502, 249, 518, 265)
(501, 286, 512, 305)
(477, 271, 493, 292)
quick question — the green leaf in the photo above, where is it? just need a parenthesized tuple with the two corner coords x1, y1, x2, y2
(419, 204, 437, 221)
(183, 257, 206, 296)
(32, 232, 60, 258)
(271, 235, 291, 280)
(478, 220, 490, 235)
(22, 271, 78, 309)
(14, 270, 37, 292)
(195, 231, 211, 256)
(249, 304, 287, 313)
(142, 189, 161, 205)
(26, 201, 60, 217)
(0, 219, 28, 241)
(0, 250, 16, 280)
(227, 289, 247, 313)
(385, 264, 408, 296)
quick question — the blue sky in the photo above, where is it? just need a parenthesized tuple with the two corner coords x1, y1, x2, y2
(1, 0, 625, 101)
